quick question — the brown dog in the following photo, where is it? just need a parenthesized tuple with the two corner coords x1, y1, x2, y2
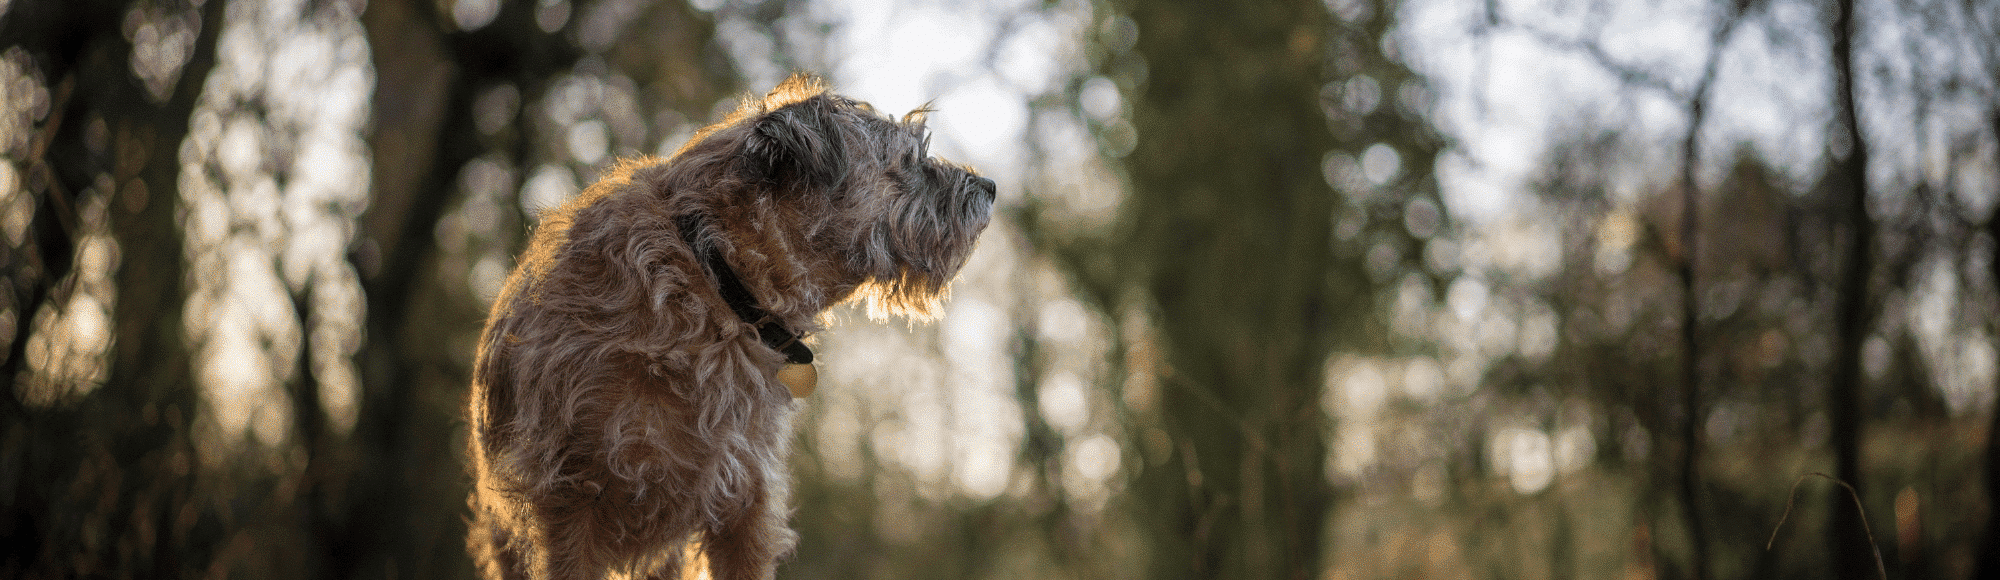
(465, 74, 995, 580)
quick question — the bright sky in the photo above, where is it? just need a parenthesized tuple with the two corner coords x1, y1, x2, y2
(1401, 0, 1823, 223)
(803, 0, 1845, 229)
(813, 0, 1055, 185)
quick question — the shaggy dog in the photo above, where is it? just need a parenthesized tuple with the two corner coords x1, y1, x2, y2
(465, 74, 995, 580)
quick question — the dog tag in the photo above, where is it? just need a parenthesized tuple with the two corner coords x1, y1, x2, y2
(777, 363, 818, 398)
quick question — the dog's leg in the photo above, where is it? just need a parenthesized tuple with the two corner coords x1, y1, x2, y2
(702, 477, 796, 580)
(535, 500, 622, 580)
(637, 542, 692, 580)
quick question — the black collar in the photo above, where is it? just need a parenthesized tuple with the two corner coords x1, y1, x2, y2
(674, 213, 814, 365)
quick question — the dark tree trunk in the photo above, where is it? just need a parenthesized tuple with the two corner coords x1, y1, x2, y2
(1667, 6, 1750, 577)
(1974, 109, 2000, 580)
(337, 1, 534, 576)
(1117, 2, 1338, 578)
(1827, 0, 1875, 577)
(0, 0, 223, 575)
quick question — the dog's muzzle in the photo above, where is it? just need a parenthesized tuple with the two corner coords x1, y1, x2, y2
(971, 176, 996, 200)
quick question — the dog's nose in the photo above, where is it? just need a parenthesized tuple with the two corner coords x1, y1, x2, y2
(971, 176, 997, 198)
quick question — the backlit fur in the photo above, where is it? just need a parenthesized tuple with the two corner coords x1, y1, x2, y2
(466, 74, 994, 580)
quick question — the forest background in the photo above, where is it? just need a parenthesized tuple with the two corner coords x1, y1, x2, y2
(2, 0, 1998, 578)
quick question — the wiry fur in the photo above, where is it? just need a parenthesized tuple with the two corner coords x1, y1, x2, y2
(466, 74, 994, 580)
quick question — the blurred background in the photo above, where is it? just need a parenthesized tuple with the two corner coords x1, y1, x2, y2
(1, 0, 1996, 578)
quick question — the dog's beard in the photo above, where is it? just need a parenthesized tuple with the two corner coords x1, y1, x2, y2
(853, 185, 992, 321)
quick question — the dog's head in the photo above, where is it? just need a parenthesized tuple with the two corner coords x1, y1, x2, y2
(675, 74, 995, 320)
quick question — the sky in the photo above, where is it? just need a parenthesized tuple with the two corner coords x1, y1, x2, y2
(805, 0, 1853, 225)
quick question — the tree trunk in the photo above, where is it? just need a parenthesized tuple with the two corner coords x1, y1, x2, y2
(1973, 109, 2000, 580)
(1827, 0, 1875, 576)
(0, 0, 223, 575)
(1668, 7, 1749, 577)
(1118, 2, 1337, 578)
(334, 2, 482, 577)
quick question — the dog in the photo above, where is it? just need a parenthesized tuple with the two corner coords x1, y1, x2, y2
(465, 73, 995, 580)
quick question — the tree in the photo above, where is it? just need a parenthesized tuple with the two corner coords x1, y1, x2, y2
(1042, 1, 1353, 577)
(1118, 5, 1337, 576)
(1012, 0, 1456, 576)
(0, 0, 737, 576)
(1, 0, 223, 575)
(1824, 0, 1875, 576)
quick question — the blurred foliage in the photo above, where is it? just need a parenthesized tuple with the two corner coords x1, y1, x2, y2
(2, 0, 1999, 579)
(2, 0, 740, 576)
(1014, 0, 1452, 577)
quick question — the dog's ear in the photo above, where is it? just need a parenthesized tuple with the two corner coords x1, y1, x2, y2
(743, 96, 848, 188)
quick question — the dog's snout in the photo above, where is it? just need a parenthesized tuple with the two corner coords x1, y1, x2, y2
(971, 176, 997, 198)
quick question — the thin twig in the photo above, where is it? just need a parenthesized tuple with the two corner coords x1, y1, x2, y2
(1766, 472, 1888, 580)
